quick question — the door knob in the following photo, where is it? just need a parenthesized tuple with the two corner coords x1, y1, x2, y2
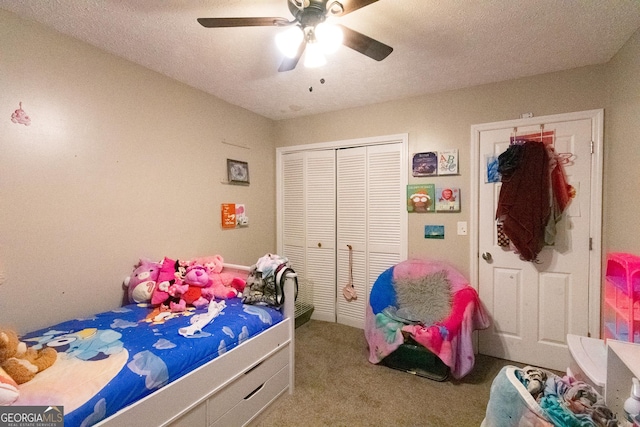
(482, 252, 492, 262)
(317, 242, 322, 248)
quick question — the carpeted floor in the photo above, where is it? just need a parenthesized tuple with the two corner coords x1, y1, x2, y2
(249, 320, 528, 427)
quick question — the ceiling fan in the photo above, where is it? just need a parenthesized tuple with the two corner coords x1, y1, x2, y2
(197, 0, 393, 72)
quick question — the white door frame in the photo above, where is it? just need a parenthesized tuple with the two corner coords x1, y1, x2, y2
(469, 109, 604, 337)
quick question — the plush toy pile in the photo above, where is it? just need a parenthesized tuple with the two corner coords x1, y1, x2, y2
(124, 254, 246, 312)
(0, 329, 57, 405)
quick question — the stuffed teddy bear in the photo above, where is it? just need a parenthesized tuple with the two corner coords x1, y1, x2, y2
(182, 265, 214, 308)
(151, 257, 189, 312)
(179, 262, 240, 310)
(124, 258, 162, 304)
(190, 255, 246, 297)
(0, 329, 57, 385)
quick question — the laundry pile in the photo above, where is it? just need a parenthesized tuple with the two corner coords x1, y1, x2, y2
(483, 365, 617, 427)
(496, 136, 575, 262)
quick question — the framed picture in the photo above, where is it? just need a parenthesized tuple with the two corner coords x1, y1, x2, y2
(424, 225, 445, 239)
(227, 159, 249, 185)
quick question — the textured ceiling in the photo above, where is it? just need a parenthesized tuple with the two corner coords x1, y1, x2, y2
(2, 0, 640, 120)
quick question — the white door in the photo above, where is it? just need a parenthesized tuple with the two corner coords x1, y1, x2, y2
(336, 144, 405, 328)
(475, 110, 603, 371)
(281, 150, 336, 322)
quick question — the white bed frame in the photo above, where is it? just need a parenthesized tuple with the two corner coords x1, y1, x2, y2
(96, 263, 295, 427)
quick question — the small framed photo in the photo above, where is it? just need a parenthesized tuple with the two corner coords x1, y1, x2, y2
(425, 225, 445, 239)
(227, 159, 249, 185)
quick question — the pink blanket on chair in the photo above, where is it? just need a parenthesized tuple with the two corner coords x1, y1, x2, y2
(365, 259, 490, 379)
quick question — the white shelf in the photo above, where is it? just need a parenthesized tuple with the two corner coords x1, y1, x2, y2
(606, 339, 640, 420)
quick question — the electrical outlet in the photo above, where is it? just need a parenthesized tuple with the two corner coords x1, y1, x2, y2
(457, 221, 468, 236)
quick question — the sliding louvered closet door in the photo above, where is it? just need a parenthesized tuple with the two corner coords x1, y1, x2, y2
(281, 150, 337, 322)
(336, 144, 404, 328)
(279, 136, 407, 328)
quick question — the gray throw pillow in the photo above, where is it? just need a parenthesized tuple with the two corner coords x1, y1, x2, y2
(393, 270, 453, 325)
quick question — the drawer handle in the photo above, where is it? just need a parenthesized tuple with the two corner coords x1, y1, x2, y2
(244, 383, 264, 400)
(244, 360, 264, 375)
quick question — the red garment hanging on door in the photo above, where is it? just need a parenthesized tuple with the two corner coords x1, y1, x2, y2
(496, 140, 550, 261)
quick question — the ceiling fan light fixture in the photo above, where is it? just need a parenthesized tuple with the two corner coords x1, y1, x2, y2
(198, 0, 392, 72)
(327, 1, 344, 15)
(276, 25, 304, 58)
(315, 22, 343, 54)
(304, 41, 327, 68)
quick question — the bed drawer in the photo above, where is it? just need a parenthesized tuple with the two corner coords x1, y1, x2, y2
(168, 402, 207, 426)
(209, 365, 289, 427)
(208, 344, 289, 423)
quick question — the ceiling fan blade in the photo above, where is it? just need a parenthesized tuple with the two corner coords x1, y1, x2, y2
(278, 41, 307, 72)
(333, 0, 379, 16)
(197, 17, 289, 28)
(338, 25, 393, 61)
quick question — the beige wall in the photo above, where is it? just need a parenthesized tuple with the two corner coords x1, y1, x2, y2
(275, 66, 609, 277)
(0, 10, 277, 333)
(604, 29, 640, 254)
(2, 7, 638, 334)
(275, 28, 640, 292)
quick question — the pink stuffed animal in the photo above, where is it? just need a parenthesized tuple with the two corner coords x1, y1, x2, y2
(190, 255, 246, 297)
(183, 262, 239, 302)
(149, 255, 247, 312)
(125, 259, 162, 304)
(151, 257, 188, 312)
(182, 265, 214, 308)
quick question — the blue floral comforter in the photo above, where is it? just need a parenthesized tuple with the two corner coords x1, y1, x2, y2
(14, 299, 283, 427)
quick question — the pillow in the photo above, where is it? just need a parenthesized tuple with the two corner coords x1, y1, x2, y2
(393, 269, 452, 325)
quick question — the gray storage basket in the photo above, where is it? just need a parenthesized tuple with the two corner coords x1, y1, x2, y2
(294, 278, 314, 328)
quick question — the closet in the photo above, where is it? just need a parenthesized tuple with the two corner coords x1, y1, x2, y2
(277, 134, 408, 329)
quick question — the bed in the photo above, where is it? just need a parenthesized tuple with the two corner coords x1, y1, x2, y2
(7, 263, 296, 427)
